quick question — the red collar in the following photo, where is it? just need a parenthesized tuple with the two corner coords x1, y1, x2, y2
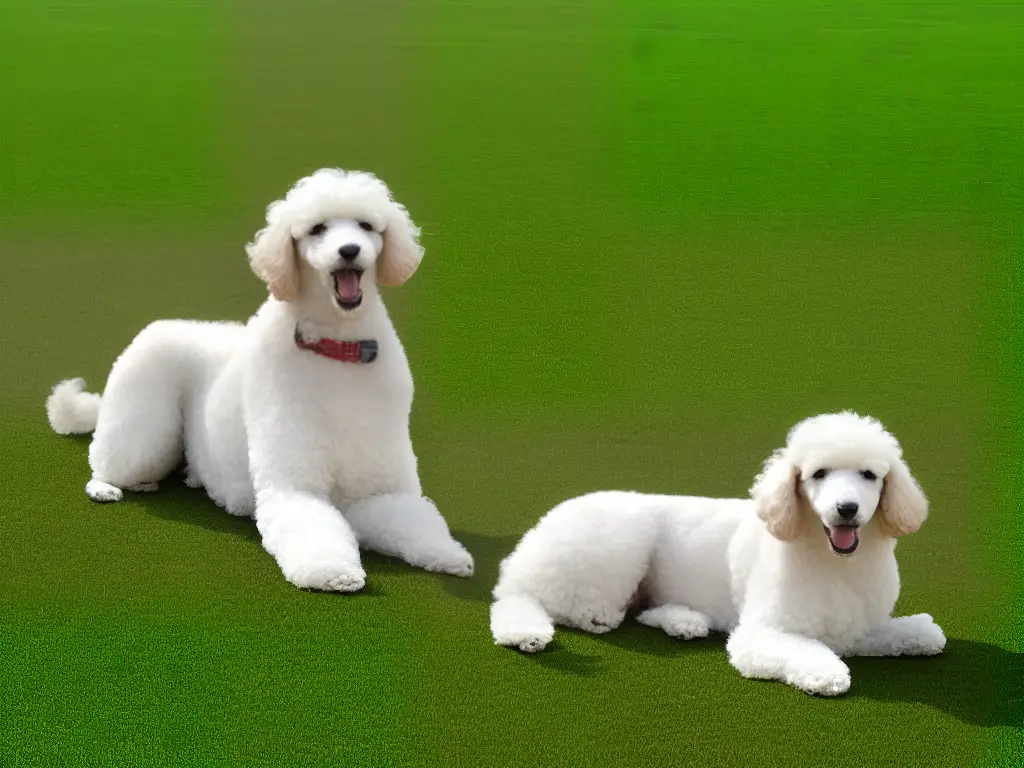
(294, 328, 379, 363)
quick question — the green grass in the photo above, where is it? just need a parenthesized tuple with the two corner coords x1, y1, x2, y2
(1, 0, 1021, 765)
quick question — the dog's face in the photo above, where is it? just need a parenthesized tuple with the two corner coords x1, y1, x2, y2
(798, 462, 887, 556)
(750, 412, 929, 555)
(296, 218, 385, 312)
(246, 169, 424, 310)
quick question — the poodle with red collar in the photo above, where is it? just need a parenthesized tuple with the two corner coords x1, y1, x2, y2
(47, 168, 474, 592)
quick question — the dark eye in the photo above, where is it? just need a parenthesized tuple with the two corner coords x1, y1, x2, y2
(861, 470, 878, 481)
(309, 223, 326, 237)
(811, 469, 828, 480)
(358, 221, 374, 232)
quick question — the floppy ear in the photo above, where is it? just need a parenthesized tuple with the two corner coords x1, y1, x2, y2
(878, 457, 928, 537)
(246, 202, 300, 301)
(750, 449, 803, 541)
(376, 199, 423, 287)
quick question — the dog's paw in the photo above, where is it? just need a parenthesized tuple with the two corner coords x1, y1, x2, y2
(323, 571, 367, 593)
(667, 617, 711, 640)
(903, 613, 947, 655)
(792, 664, 851, 697)
(492, 623, 554, 653)
(126, 481, 159, 493)
(423, 545, 475, 578)
(491, 596, 555, 654)
(86, 480, 123, 503)
(282, 557, 366, 593)
(517, 636, 549, 653)
(493, 627, 554, 653)
(636, 605, 711, 640)
(575, 610, 622, 634)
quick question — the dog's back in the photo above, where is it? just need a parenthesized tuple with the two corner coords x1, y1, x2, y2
(491, 490, 749, 650)
(642, 494, 749, 631)
(47, 318, 246, 502)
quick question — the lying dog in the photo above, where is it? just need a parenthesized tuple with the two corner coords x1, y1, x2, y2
(490, 412, 944, 696)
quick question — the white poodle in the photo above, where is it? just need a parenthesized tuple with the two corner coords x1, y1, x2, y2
(490, 412, 945, 696)
(46, 168, 474, 592)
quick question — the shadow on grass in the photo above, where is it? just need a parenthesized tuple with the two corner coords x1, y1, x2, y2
(118, 474, 491, 598)
(847, 637, 1023, 728)
(498, 620, 729, 677)
(503, 626, 1022, 728)
(134, 468, 261, 542)
(531, 640, 604, 676)
(58, 434, 260, 544)
(442, 529, 519, 604)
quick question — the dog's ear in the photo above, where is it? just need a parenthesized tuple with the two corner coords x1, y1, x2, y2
(376, 198, 423, 288)
(751, 449, 803, 541)
(246, 202, 300, 301)
(878, 456, 928, 537)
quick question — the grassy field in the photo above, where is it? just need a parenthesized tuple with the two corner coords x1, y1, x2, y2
(1, 0, 1021, 765)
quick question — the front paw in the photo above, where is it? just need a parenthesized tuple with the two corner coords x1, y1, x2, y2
(423, 544, 475, 578)
(903, 613, 947, 655)
(86, 479, 123, 503)
(792, 662, 851, 697)
(636, 606, 711, 640)
(279, 550, 366, 593)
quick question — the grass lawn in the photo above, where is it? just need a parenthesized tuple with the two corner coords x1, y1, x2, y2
(1, 0, 1021, 765)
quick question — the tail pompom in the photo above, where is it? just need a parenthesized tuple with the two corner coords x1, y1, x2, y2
(47, 378, 101, 435)
(490, 594, 555, 653)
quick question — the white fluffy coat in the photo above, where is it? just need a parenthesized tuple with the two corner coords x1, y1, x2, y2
(47, 169, 473, 591)
(490, 412, 945, 696)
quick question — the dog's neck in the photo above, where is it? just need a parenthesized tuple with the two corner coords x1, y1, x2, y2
(289, 284, 388, 342)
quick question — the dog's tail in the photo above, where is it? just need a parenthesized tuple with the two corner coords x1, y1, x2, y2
(46, 378, 102, 435)
(490, 593, 555, 653)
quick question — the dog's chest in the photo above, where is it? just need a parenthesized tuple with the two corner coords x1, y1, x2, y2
(311, 357, 413, 430)
(777, 555, 899, 650)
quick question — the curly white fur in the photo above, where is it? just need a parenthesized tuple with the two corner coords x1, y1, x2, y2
(490, 412, 944, 696)
(47, 168, 473, 591)
(47, 378, 102, 435)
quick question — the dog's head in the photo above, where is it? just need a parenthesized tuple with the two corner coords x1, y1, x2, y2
(750, 412, 928, 555)
(245, 168, 422, 312)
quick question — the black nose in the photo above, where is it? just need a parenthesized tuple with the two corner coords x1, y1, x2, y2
(837, 501, 859, 519)
(338, 243, 361, 261)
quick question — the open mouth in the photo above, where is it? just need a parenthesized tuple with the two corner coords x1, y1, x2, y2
(824, 524, 859, 555)
(332, 268, 363, 310)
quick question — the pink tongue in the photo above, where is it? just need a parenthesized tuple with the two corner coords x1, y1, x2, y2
(829, 526, 858, 550)
(335, 272, 360, 301)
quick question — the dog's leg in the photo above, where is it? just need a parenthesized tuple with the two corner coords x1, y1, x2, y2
(344, 493, 474, 577)
(85, 321, 200, 499)
(255, 488, 365, 592)
(726, 624, 851, 696)
(490, 594, 555, 653)
(849, 614, 946, 657)
(636, 604, 712, 640)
